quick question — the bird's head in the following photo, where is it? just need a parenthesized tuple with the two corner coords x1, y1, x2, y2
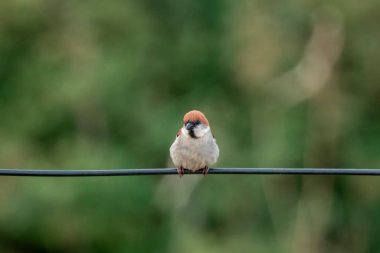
(182, 110, 210, 138)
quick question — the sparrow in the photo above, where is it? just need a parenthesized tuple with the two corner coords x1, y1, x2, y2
(170, 110, 219, 177)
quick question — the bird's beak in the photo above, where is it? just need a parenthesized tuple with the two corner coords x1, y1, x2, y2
(185, 122, 195, 130)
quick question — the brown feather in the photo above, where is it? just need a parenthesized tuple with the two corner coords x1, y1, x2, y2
(183, 110, 209, 126)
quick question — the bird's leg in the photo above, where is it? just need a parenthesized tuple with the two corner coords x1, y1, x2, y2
(177, 166, 185, 177)
(202, 166, 209, 176)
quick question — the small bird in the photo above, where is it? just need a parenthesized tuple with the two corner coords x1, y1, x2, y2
(170, 110, 219, 177)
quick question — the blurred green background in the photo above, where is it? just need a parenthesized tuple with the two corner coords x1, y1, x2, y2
(1, 0, 380, 252)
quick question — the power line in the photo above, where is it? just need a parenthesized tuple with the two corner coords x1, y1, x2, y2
(0, 168, 379, 177)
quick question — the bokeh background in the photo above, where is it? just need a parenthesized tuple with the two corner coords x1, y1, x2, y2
(1, 0, 380, 252)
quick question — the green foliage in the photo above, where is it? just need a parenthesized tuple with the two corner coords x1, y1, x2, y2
(0, 0, 380, 252)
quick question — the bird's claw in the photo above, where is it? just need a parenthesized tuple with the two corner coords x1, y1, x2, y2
(177, 166, 185, 177)
(202, 166, 209, 176)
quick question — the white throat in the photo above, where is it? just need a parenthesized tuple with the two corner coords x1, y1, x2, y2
(181, 125, 210, 138)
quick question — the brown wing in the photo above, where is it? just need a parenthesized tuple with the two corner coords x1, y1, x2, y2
(176, 128, 182, 137)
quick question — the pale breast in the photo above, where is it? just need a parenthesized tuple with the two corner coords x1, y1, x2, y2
(170, 132, 219, 171)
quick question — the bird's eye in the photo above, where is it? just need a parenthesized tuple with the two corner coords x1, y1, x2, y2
(195, 120, 201, 125)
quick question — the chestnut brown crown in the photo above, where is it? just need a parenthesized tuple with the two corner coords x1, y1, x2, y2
(183, 110, 209, 126)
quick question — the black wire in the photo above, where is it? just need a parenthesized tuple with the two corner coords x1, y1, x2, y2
(0, 168, 379, 177)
